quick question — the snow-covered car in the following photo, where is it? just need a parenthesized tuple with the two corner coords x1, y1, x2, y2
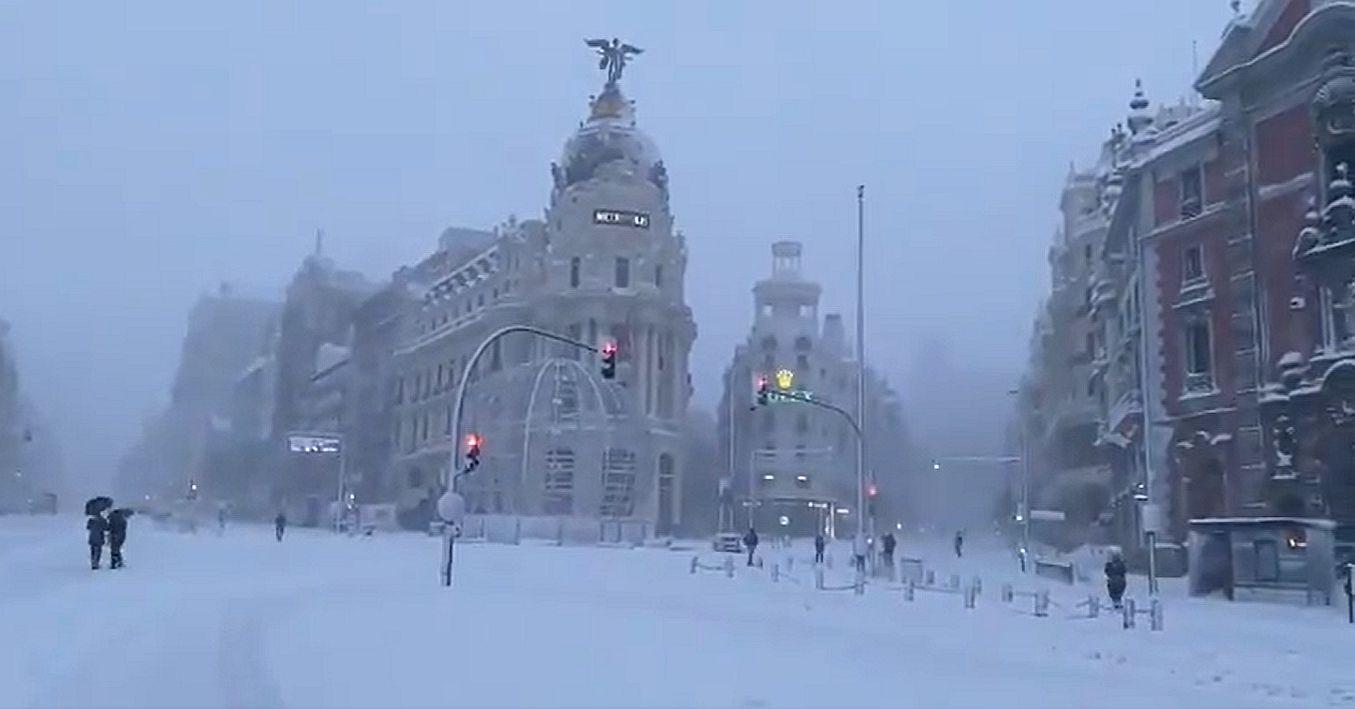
(712, 532, 742, 553)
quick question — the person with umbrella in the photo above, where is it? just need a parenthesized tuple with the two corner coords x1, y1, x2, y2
(84, 497, 113, 570)
(107, 508, 132, 569)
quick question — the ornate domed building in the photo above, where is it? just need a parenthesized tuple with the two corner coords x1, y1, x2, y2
(384, 46, 695, 534)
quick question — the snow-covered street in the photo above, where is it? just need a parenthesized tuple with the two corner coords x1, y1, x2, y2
(2, 515, 1352, 709)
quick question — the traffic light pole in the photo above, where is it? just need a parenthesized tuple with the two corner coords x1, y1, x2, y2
(445, 325, 603, 488)
(759, 387, 866, 539)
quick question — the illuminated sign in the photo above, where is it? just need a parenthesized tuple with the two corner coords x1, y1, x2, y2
(288, 433, 341, 454)
(593, 209, 650, 229)
(775, 369, 795, 391)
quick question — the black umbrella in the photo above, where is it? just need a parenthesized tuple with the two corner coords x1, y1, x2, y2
(110, 508, 134, 518)
(84, 497, 114, 516)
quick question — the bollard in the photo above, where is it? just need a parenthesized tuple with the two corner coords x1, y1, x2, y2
(815, 566, 825, 590)
(972, 576, 982, 596)
(905, 579, 916, 601)
(964, 583, 977, 609)
(1034, 590, 1049, 617)
(690, 555, 699, 574)
(1123, 598, 1136, 629)
(1087, 595, 1100, 618)
(787, 556, 794, 572)
(1150, 598, 1163, 631)
(925, 569, 936, 586)
(724, 555, 735, 578)
(948, 573, 960, 591)
(1001, 583, 1014, 603)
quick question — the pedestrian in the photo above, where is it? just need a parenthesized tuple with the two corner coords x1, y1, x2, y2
(852, 533, 867, 575)
(742, 527, 759, 567)
(954, 530, 965, 558)
(86, 512, 108, 570)
(882, 532, 897, 568)
(217, 504, 227, 534)
(813, 533, 826, 564)
(1105, 551, 1128, 609)
(107, 508, 129, 569)
(275, 511, 287, 542)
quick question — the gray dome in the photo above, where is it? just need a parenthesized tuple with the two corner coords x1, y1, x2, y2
(558, 85, 663, 189)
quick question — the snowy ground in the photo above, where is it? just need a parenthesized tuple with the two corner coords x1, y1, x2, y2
(2, 515, 1352, 709)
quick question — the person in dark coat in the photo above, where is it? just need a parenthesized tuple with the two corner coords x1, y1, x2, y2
(882, 532, 897, 568)
(742, 527, 759, 567)
(954, 530, 965, 558)
(107, 509, 128, 569)
(86, 514, 108, 570)
(274, 512, 287, 542)
(813, 533, 826, 564)
(1105, 552, 1128, 609)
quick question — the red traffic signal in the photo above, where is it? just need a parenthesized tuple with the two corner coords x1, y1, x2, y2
(755, 375, 771, 406)
(464, 433, 483, 468)
(600, 340, 618, 379)
(867, 483, 878, 498)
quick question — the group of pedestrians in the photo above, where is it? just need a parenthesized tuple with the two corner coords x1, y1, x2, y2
(85, 508, 130, 570)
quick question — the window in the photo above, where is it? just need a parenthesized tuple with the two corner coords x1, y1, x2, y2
(407, 468, 424, 488)
(799, 305, 814, 318)
(435, 365, 444, 392)
(600, 448, 637, 517)
(570, 257, 581, 288)
(796, 354, 809, 370)
(1180, 166, 1203, 219)
(490, 339, 502, 372)
(761, 336, 777, 352)
(796, 413, 809, 434)
(1183, 245, 1205, 283)
(444, 405, 452, 435)
(614, 257, 630, 288)
(654, 264, 663, 288)
(412, 373, 422, 402)
(394, 377, 405, 404)
(1086, 333, 1096, 357)
(1185, 320, 1213, 391)
(477, 293, 485, 308)
(543, 448, 575, 515)
(760, 304, 772, 317)
(1084, 243, 1093, 266)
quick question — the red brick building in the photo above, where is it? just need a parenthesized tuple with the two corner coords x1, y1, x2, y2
(1145, 0, 1355, 541)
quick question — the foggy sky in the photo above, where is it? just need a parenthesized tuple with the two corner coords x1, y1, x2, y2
(1, 1, 1234, 490)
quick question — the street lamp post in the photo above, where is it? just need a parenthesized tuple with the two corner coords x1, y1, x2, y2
(855, 185, 868, 555)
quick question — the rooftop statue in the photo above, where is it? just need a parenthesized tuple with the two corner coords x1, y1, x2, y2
(585, 37, 642, 87)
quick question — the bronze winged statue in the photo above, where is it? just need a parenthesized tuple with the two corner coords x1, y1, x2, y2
(585, 37, 643, 86)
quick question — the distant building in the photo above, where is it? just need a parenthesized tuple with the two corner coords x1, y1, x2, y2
(116, 284, 279, 503)
(717, 241, 910, 538)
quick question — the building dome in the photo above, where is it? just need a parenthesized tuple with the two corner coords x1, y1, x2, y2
(556, 84, 664, 190)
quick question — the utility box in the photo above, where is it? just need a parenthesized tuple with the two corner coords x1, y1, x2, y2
(1188, 517, 1337, 605)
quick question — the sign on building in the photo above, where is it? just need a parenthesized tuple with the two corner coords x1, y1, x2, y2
(287, 433, 342, 454)
(593, 208, 650, 229)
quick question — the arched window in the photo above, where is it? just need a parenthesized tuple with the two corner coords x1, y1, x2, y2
(543, 448, 575, 515)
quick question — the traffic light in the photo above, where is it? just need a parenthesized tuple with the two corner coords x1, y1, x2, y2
(464, 433, 482, 470)
(868, 483, 878, 499)
(599, 340, 617, 380)
(755, 375, 771, 406)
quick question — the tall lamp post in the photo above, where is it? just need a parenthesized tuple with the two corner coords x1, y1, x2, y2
(854, 185, 868, 552)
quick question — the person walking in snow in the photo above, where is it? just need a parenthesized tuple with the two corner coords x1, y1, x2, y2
(954, 530, 965, 558)
(274, 511, 287, 542)
(813, 533, 826, 564)
(86, 513, 108, 570)
(852, 533, 867, 575)
(1105, 551, 1128, 609)
(882, 532, 897, 569)
(107, 508, 129, 569)
(742, 527, 759, 567)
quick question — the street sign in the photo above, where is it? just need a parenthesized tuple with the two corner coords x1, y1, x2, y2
(287, 433, 341, 454)
(1029, 509, 1066, 522)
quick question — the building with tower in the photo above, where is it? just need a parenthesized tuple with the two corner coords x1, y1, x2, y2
(718, 241, 910, 538)
(384, 51, 696, 532)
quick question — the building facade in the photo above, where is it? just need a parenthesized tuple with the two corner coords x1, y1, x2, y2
(385, 75, 696, 533)
(718, 241, 910, 538)
(1016, 0, 1355, 558)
